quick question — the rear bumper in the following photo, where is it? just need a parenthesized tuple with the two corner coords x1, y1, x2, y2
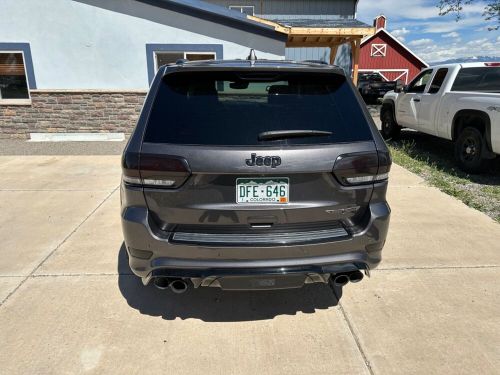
(121, 201, 390, 283)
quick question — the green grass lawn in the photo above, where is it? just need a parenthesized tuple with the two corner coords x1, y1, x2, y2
(388, 133, 500, 223)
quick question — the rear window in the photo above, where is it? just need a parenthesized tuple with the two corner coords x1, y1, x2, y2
(144, 71, 372, 146)
(359, 74, 383, 82)
(451, 67, 500, 93)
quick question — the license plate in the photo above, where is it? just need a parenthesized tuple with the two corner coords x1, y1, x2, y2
(236, 178, 289, 204)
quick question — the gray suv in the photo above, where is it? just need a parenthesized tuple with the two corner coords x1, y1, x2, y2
(121, 58, 391, 294)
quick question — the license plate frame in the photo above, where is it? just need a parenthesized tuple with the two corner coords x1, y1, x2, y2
(236, 177, 289, 204)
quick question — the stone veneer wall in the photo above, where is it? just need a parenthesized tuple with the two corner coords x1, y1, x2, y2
(0, 90, 147, 139)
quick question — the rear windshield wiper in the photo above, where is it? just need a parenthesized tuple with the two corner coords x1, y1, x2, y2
(258, 130, 332, 141)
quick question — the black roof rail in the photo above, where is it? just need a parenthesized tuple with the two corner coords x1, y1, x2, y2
(302, 60, 329, 65)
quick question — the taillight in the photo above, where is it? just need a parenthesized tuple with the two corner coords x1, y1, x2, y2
(333, 151, 391, 186)
(484, 62, 500, 67)
(122, 151, 141, 185)
(122, 152, 191, 188)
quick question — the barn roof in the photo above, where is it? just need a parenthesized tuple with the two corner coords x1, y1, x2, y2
(361, 28, 429, 67)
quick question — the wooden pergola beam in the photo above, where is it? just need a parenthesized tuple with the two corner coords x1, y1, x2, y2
(350, 38, 361, 85)
(286, 41, 341, 48)
(245, 15, 373, 83)
(285, 34, 366, 48)
(288, 27, 375, 36)
(246, 15, 290, 34)
(329, 44, 339, 65)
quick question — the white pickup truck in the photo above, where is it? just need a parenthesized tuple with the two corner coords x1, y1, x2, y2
(380, 62, 500, 173)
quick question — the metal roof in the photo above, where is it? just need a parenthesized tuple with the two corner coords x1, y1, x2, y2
(267, 18, 371, 29)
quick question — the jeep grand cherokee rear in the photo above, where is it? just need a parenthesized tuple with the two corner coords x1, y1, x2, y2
(121, 59, 391, 293)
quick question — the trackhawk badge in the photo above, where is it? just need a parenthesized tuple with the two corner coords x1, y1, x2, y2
(245, 153, 281, 168)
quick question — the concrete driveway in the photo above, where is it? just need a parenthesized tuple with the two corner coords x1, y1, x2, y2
(0, 155, 499, 374)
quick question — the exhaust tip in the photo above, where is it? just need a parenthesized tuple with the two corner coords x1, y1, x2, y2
(153, 277, 170, 290)
(348, 271, 364, 283)
(333, 274, 349, 287)
(169, 279, 188, 294)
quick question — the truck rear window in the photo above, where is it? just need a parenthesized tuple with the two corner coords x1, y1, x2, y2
(451, 67, 500, 93)
(144, 71, 372, 146)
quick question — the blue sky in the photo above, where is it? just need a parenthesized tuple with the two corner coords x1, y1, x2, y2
(356, 0, 500, 62)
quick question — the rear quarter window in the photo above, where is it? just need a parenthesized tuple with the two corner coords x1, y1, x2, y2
(451, 67, 500, 93)
(144, 71, 373, 146)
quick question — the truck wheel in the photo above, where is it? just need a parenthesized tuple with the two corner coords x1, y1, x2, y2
(381, 109, 401, 140)
(454, 127, 484, 173)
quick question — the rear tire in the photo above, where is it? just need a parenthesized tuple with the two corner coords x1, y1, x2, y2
(454, 127, 484, 174)
(381, 108, 401, 140)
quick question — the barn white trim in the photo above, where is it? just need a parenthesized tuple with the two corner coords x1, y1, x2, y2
(361, 28, 429, 68)
(359, 68, 409, 83)
(370, 44, 386, 57)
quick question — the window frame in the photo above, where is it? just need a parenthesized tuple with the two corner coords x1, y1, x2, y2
(407, 69, 433, 94)
(427, 68, 448, 94)
(154, 51, 217, 71)
(146, 44, 223, 85)
(0, 43, 36, 105)
(229, 5, 255, 15)
(370, 44, 387, 57)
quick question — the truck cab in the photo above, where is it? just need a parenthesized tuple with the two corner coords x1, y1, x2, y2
(381, 62, 500, 173)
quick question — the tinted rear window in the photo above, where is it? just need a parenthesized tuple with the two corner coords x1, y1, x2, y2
(144, 71, 372, 146)
(451, 67, 500, 92)
(360, 74, 383, 82)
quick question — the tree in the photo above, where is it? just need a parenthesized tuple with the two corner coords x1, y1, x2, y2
(438, 0, 500, 29)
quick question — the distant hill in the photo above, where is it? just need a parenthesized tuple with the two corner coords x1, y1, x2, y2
(431, 56, 500, 64)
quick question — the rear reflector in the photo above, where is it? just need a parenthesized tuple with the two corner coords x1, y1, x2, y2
(345, 173, 389, 184)
(128, 247, 153, 260)
(122, 152, 191, 188)
(333, 151, 391, 186)
(142, 178, 176, 187)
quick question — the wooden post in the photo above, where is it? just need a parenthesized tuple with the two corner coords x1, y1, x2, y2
(351, 38, 360, 85)
(329, 43, 339, 65)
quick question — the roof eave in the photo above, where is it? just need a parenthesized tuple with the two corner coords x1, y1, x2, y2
(135, 0, 288, 42)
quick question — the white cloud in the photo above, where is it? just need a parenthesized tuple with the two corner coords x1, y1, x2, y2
(357, 0, 485, 21)
(442, 32, 460, 38)
(466, 38, 488, 46)
(409, 36, 500, 62)
(409, 38, 434, 47)
(391, 27, 410, 42)
(421, 16, 486, 33)
(358, 0, 447, 20)
(357, 0, 491, 33)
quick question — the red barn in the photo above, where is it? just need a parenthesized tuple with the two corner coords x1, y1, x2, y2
(359, 15, 428, 84)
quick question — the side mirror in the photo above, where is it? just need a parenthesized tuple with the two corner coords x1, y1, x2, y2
(395, 80, 404, 93)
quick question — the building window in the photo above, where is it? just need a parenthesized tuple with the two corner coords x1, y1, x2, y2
(371, 44, 387, 57)
(146, 44, 223, 85)
(0, 52, 30, 101)
(229, 5, 255, 15)
(155, 51, 216, 70)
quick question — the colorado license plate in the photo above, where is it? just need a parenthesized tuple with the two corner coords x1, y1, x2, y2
(236, 178, 289, 204)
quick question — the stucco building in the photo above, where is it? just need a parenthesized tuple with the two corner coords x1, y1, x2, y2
(0, 0, 374, 138)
